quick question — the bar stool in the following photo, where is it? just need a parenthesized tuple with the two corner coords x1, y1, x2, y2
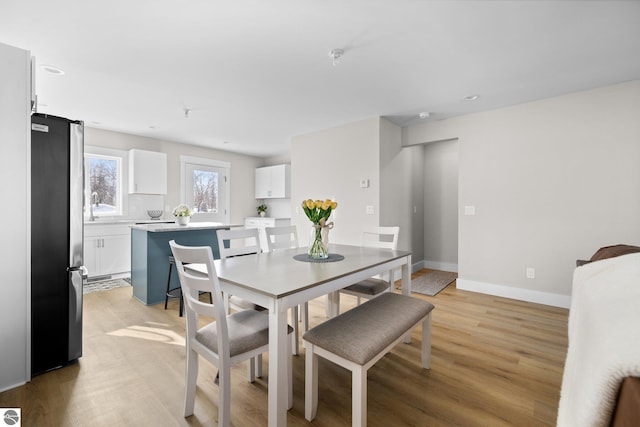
(165, 256, 184, 316)
(165, 255, 213, 317)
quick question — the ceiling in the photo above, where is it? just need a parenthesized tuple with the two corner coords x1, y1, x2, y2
(2, 1, 640, 158)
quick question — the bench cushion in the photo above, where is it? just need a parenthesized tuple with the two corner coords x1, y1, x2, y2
(303, 293, 434, 365)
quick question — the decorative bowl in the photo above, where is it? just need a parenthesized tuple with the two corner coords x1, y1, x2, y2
(147, 209, 164, 219)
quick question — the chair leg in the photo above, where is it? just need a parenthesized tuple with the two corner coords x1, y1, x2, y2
(325, 294, 331, 318)
(305, 343, 319, 421)
(301, 302, 309, 333)
(184, 347, 199, 417)
(291, 307, 299, 355)
(352, 366, 367, 427)
(247, 357, 256, 382)
(218, 362, 231, 427)
(255, 354, 263, 378)
(164, 262, 173, 310)
(421, 313, 432, 369)
(179, 291, 184, 317)
(330, 291, 340, 317)
(288, 332, 293, 410)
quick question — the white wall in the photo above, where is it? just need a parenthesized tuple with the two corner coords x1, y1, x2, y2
(423, 139, 459, 272)
(85, 127, 265, 226)
(404, 80, 640, 307)
(379, 118, 419, 253)
(0, 42, 30, 391)
(291, 118, 381, 246)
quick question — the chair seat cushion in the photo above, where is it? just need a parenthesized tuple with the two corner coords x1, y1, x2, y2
(303, 293, 434, 365)
(343, 278, 390, 295)
(196, 310, 292, 357)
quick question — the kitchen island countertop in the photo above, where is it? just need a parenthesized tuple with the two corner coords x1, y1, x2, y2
(129, 221, 239, 232)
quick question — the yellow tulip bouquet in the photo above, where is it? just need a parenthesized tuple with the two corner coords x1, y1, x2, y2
(302, 199, 338, 259)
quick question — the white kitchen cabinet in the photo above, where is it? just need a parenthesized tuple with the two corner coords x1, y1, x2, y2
(255, 164, 290, 199)
(244, 217, 291, 253)
(129, 149, 167, 194)
(84, 224, 131, 278)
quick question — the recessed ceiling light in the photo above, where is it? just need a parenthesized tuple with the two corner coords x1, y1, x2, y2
(329, 48, 345, 66)
(463, 94, 479, 101)
(41, 64, 65, 75)
(419, 112, 431, 119)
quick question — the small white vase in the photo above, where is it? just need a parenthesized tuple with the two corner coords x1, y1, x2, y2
(176, 216, 190, 226)
(259, 211, 266, 217)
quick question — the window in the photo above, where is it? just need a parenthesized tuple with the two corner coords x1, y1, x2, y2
(85, 153, 123, 217)
(181, 156, 230, 223)
(191, 167, 219, 213)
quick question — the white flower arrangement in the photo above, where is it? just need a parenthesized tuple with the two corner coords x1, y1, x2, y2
(172, 204, 192, 217)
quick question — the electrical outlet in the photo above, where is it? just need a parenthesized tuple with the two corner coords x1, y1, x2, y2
(365, 205, 375, 215)
(526, 267, 535, 279)
(464, 205, 476, 216)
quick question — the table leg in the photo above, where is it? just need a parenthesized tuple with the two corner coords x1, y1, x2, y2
(268, 300, 289, 427)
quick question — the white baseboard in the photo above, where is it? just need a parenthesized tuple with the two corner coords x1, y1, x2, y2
(457, 278, 571, 309)
(412, 260, 425, 273)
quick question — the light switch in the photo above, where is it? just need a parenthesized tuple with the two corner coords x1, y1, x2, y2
(360, 179, 369, 188)
(464, 205, 476, 216)
(365, 205, 375, 215)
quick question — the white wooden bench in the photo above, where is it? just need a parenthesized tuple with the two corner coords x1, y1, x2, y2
(303, 292, 435, 427)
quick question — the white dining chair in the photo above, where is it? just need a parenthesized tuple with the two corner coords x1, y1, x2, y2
(169, 240, 293, 426)
(265, 225, 308, 355)
(337, 226, 400, 314)
(216, 227, 263, 312)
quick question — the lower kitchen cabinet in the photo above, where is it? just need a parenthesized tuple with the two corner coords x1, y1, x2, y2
(84, 224, 131, 278)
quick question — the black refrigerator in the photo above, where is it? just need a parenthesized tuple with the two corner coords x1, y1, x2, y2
(31, 113, 85, 376)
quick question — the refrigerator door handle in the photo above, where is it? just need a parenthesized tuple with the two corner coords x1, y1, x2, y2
(69, 121, 84, 269)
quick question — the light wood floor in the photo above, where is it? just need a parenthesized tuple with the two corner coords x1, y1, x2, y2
(0, 271, 568, 426)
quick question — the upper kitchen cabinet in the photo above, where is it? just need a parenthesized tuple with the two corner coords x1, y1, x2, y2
(129, 149, 167, 194)
(255, 164, 290, 199)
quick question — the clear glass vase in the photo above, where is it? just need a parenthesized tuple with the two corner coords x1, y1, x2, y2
(308, 223, 329, 259)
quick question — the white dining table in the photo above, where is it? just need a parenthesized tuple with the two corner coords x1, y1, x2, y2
(189, 243, 412, 427)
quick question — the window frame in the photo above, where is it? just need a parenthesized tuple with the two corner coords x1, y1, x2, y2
(180, 155, 230, 223)
(84, 146, 128, 219)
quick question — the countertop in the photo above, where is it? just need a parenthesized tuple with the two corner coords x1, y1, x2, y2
(129, 221, 238, 232)
(245, 216, 291, 220)
(84, 219, 174, 225)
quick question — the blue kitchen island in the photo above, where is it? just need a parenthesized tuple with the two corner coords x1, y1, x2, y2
(129, 221, 234, 305)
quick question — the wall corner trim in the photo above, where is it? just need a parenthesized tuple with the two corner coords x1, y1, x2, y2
(457, 278, 571, 309)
